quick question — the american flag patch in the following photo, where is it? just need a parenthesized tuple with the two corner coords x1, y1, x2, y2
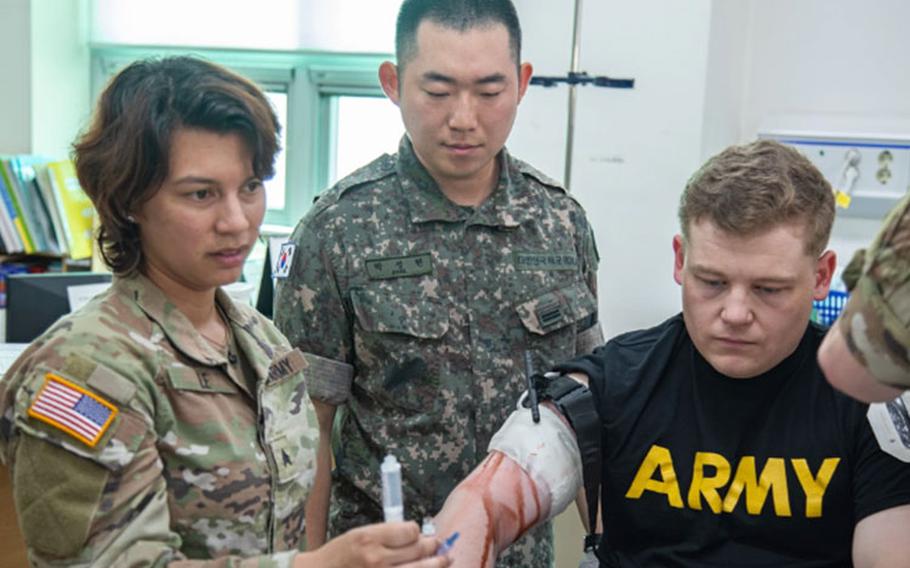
(27, 374, 118, 448)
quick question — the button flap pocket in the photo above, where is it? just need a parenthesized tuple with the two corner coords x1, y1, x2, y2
(516, 282, 597, 336)
(268, 434, 315, 485)
(351, 288, 449, 338)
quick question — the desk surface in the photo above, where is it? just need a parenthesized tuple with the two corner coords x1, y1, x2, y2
(0, 343, 29, 375)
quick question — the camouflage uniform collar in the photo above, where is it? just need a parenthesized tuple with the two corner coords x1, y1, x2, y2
(217, 288, 279, 388)
(397, 136, 534, 228)
(113, 273, 241, 368)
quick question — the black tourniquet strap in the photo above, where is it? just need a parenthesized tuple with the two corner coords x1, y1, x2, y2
(524, 372, 602, 553)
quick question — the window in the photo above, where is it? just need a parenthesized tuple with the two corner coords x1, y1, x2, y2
(329, 95, 403, 186)
(263, 90, 288, 210)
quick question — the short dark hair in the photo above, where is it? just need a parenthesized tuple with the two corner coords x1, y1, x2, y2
(395, 0, 522, 69)
(679, 140, 835, 256)
(73, 56, 280, 275)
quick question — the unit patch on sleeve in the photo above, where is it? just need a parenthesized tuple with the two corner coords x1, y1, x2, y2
(274, 242, 297, 279)
(27, 373, 119, 448)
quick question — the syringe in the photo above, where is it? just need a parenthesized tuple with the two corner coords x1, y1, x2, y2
(420, 517, 460, 557)
(381, 454, 404, 522)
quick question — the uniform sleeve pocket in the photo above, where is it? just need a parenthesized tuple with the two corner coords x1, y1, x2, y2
(13, 434, 109, 559)
(350, 288, 449, 338)
(516, 282, 597, 336)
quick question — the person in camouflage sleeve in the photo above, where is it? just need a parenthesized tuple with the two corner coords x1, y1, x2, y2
(273, 1, 601, 566)
(819, 192, 910, 403)
(0, 57, 447, 568)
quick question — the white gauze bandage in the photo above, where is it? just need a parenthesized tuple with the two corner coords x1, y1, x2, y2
(487, 398, 583, 520)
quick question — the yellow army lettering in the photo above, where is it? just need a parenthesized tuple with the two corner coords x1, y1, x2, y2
(625, 445, 841, 518)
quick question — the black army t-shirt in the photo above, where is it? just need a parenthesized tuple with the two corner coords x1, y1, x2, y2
(556, 315, 910, 567)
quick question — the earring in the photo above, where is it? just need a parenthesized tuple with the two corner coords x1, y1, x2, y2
(127, 215, 136, 223)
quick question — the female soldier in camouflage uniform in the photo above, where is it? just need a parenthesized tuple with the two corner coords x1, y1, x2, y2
(0, 57, 447, 568)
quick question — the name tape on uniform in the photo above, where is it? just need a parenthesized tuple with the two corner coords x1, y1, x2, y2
(514, 252, 578, 271)
(365, 253, 433, 280)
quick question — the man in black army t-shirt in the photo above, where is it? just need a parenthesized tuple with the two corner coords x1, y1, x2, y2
(430, 140, 910, 567)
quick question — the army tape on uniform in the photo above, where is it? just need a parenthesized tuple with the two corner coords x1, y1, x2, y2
(488, 400, 583, 519)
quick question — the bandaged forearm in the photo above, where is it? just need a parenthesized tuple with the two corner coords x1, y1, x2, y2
(488, 403, 583, 519)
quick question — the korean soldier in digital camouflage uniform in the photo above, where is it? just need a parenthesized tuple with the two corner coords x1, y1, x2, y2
(274, 1, 601, 566)
(0, 57, 446, 568)
(820, 192, 910, 403)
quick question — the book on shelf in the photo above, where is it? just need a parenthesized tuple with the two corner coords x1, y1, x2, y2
(0, 159, 36, 253)
(46, 160, 94, 260)
(0, 171, 23, 253)
(9, 156, 60, 254)
(34, 165, 69, 256)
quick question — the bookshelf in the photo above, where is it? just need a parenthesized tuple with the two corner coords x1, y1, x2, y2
(0, 157, 94, 260)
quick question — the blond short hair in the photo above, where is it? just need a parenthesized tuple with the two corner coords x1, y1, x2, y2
(679, 140, 834, 256)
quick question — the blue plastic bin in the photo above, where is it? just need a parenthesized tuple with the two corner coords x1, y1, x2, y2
(812, 290, 849, 326)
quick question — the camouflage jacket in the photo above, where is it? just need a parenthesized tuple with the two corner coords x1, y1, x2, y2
(0, 273, 318, 567)
(840, 192, 910, 388)
(274, 137, 601, 531)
